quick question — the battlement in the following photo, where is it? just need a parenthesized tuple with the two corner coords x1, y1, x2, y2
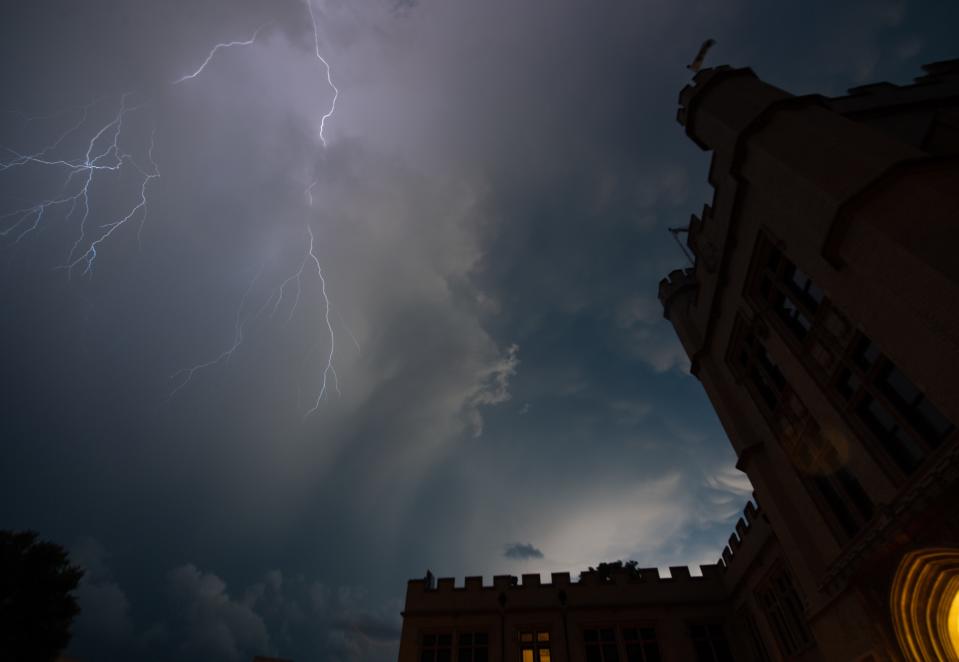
(403, 499, 771, 615)
(657, 267, 697, 316)
(828, 59, 959, 116)
(676, 65, 738, 128)
(716, 498, 771, 589)
(404, 563, 728, 614)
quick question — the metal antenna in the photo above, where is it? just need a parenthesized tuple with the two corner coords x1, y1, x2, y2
(668, 226, 695, 266)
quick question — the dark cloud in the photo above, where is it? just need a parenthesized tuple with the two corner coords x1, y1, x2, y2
(504, 543, 545, 560)
(1, 1, 955, 661)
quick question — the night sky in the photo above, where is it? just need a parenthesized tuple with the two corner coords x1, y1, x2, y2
(1, 1, 956, 660)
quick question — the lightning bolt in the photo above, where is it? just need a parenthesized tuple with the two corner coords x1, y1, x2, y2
(3, 3, 349, 416)
(305, 0, 339, 147)
(303, 222, 339, 416)
(173, 23, 271, 85)
(169, 264, 264, 396)
(0, 94, 157, 274)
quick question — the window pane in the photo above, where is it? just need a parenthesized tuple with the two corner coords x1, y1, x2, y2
(438, 634, 452, 647)
(858, 396, 924, 472)
(880, 365, 921, 407)
(460, 633, 473, 646)
(602, 644, 620, 662)
(539, 649, 551, 662)
(837, 368, 861, 400)
(423, 635, 436, 647)
(436, 649, 451, 662)
(475, 633, 488, 646)
(692, 640, 713, 662)
(522, 649, 534, 662)
(750, 366, 779, 411)
(600, 629, 615, 642)
(813, 475, 859, 537)
(837, 468, 874, 521)
(521, 633, 533, 643)
(915, 397, 955, 443)
(421, 651, 434, 662)
(585, 646, 603, 662)
(475, 648, 488, 662)
(624, 643, 643, 662)
(644, 643, 662, 662)
(584, 630, 598, 642)
(854, 338, 880, 370)
(620, 628, 636, 642)
(537, 632, 550, 642)
(639, 628, 656, 641)
(458, 649, 472, 662)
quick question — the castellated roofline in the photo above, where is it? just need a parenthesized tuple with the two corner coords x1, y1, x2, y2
(657, 267, 697, 316)
(405, 499, 765, 614)
(717, 498, 766, 578)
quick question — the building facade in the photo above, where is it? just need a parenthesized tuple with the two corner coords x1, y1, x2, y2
(399, 60, 959, 662)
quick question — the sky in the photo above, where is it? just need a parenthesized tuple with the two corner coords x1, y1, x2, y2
(0, 1, 956, 660)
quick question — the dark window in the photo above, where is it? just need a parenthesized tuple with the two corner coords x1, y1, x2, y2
(735, 606, 771, 662)
(421, 633, 453, 662)
(747, 236, 956, 482)
(689, 624, 734, 662)
(520, 630, 550, 662)
(583, 629, 619, 662)
(458, 633, 488, 662)
(621, 627, 661, 662)
(728, 318, 874, 541)
(756, 566, 812, 656)
(840, 335, 954, 476)
(753, 243, 819, 344)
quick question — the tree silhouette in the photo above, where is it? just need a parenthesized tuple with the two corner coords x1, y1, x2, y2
(0, 530, 84, 662)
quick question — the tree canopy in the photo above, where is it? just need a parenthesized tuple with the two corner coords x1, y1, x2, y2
(0, 530, 84, 662)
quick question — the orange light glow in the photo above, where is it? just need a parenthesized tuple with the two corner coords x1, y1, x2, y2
(890, 548, 959, 661)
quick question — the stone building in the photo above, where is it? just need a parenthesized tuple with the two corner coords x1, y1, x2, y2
(398, 60, 959, 662)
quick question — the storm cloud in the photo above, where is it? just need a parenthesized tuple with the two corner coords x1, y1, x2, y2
(1, 0, 956, 661)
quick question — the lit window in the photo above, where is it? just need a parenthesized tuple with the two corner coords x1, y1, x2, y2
(520, 630, 550, 662)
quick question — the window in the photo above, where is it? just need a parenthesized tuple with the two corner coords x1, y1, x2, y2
(728, 319, 874, 539)
(835, 335, 955, 476)
(583, 627, 660, 662)
(756, 565, 813, 657)
(754, 245, 819, 343)
(520, 630, 550, 662)
(421, 634, 452, 662)
(734, 606, 771, 662)
(621, 627, 661, 662)
(747, 235, 956, 480)
(689, 624, 734, 662)
(458, 633, 488, 662)
(583, 628, 619, 662)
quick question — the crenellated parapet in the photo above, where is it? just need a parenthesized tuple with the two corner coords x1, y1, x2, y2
(404, 564, 728, 614)
(677, 65, 735, 130)
(828, 58, 959, 116)
(657, 267, 697, 317)
(715, 498, 773, 590)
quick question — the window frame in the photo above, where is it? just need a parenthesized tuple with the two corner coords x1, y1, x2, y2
(517, 627, 552, 662)
(420, 632, 454, 662)
(754, 562, 814, 658)
(579, 624, 661, 662)
(744, 232, 956, 484)
(726, 315, 874, 542)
